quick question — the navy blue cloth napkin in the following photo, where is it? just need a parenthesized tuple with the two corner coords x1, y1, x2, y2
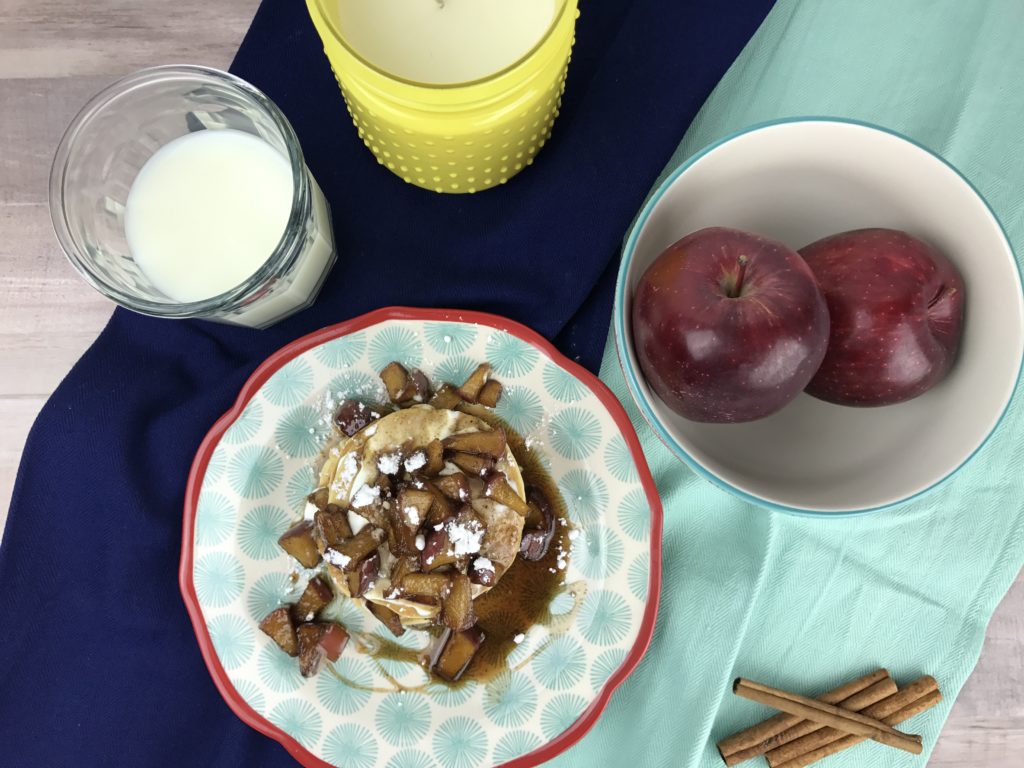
(0, 0, 773, 763)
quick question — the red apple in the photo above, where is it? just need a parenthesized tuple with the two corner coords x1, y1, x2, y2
(632, 227, 830, 423)
(800, 228, 965, 406)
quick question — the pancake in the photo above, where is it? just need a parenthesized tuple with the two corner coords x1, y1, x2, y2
(316, 405, 526, 627)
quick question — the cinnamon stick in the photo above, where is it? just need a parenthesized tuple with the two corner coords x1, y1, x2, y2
(732, 678, 923, 755)
(770, 676, 941, 768)
(717, 669, 890, 766)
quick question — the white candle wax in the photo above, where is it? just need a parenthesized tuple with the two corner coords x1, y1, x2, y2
(336, 0, 557, 84)
(124, 129, 334, 325)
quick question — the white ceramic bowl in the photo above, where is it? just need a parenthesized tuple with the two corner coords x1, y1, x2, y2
(614, 118, 1024, 515)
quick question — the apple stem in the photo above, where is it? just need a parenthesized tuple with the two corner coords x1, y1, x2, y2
(731, 255, 749, 298)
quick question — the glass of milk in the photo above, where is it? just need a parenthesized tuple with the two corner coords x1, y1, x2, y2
(49, 66, 336, 328)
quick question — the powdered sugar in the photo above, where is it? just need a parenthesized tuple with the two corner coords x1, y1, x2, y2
(472, 556, 494, 573)
(351, 483, 380, 509)
(404, 451, 427, 472)
(323, 548, 351, 569)
(377, 452, 401, 475)
(446, 519, 484, 555)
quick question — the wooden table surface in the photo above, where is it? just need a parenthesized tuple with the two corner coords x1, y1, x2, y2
(0, 1, 1020, 765)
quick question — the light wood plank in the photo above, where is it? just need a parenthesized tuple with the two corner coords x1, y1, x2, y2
(0, 2, 1019, 766)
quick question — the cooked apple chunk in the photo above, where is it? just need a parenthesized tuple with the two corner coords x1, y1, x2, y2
(314, 505, 352, 550)
(477, 379, 503, 407)
(345, 551, 380, 597)
(457, 363, 492, 402)
(429, 626, 485, 682)
(259, 607, 298, 657)
(420, 439, 445, 476)
(333, 399, 385, 437)
(405, 368, 433, 403)
(433, 473, 470, 503)
(317, 623, 350, 662)
(429, 384, 463, 410)
(306, 487, 330, 513)
(420, 529, 459, 572)
(398, 572, 450, 601)
(519, 488, 557, 561)
(327, 527, 384, 572)
(297, 623, 327, 677)
(442, 427, 506, 459)
(292, 576, 334, 622)
(380, 361, 411, 403)
(442, 573, 476, 631)
(484, 471, 531, 516)
(450, 452, 494, 477)
(278, 520, 321, 569)
(367, 601, 406, 637)
(386, 505, 420, 557)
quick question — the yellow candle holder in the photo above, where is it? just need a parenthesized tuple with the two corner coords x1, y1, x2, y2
(306, 0, 579, 193)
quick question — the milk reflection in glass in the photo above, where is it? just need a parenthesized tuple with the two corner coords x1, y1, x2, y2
(124, 129, 332, 325)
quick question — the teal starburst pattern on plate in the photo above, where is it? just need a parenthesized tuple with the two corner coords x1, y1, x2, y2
(319, 595, 367, 633)
(604, 436, 638, 483)
(285, 465, 316, 511)
(314, 332, 367, 368)
(543, 365, 587, 402)
(195, 491, 235, 547)
(329, 370, 385, 402)
(247, 571, 294, 622)
(589, 647, 626, 690)
(426, 680, 474, 707)
(269, 698, 322, 749)
(424, 322, 477, 354)
(371, 626, 426, 678)
(571, 525, 624, 579)
(483, 670, 537, 727)
(533, 635, 586, 690)
(228, 445, 283, 499)
(324, 723, 378, 768)
(238, 505, 290, 560)
(494, 385, 544, 435)
(548, 589, 575, 616)
(506, 630, 539, 667)
(263, 359, 314, 407)
(257, 642, 304, 693)
(224, 401, 263, 444)
(232, 678, 265, 712)
(208, 613, 254, 669)
(386, 750, 438, 768)
(618, 488, 650, 541)
(484, 331, 539, 377)
(194, 552, 244, 608)
(548, 407, 602, 460)
(376, 692, 432, 746)
(274, 405, 330, 459)
(559, 469, 608, 525)
(432, 355, 477, 390)
(628, 554, 649, 601)
(433, 716, 487, 768)
(493, 730, 542, 764)
(205, 446, 227, 484)
(316, 656, 373, 714)
(580, 589, 631, 646)
(540, 693, 587, 740)
(368, 326, 423, 372)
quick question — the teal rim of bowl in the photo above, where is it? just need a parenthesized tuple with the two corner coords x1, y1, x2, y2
(613, 115, 1024, 518)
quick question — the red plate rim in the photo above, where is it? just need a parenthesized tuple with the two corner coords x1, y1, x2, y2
(179, 306, 664, 768)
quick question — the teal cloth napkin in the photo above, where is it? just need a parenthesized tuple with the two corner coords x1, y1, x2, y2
(555, 1, 1024, 766)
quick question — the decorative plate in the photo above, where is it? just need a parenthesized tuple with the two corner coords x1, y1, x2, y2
(180, 307, 663, 768)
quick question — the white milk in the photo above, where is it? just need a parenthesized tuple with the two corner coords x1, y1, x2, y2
(125, 129, 294, 303)
(336, 0, 557, 84)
